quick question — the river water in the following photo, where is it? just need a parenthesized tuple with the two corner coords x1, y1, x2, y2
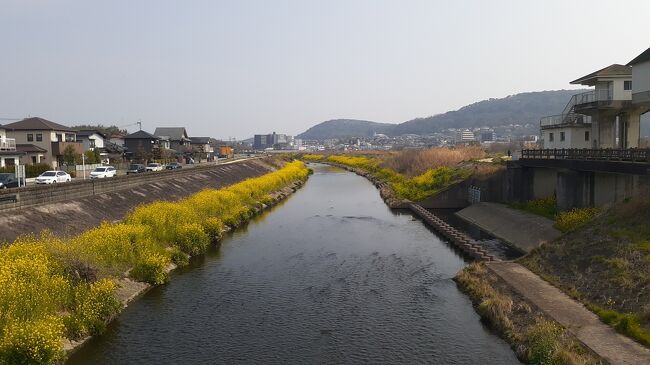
(68, 164, 520, 364)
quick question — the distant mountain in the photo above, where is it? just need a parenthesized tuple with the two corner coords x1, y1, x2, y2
(298, 90, 587, 139)
(297, 119, 395, 140)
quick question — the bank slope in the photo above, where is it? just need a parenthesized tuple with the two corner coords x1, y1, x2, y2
(519, 196, 650, 346)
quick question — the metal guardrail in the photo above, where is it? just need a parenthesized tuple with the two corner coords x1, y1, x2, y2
(575, 89, 613, 104)
(521, 149, 650, 162)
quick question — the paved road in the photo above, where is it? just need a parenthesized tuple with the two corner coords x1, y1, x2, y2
(455, 202, 561, 252)
(488, 262, 650, 365)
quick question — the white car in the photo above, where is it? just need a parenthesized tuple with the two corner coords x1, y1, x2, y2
(89, 166, 117, 179)
(35, 171, 72, 184)
(145, 163, 164, 172)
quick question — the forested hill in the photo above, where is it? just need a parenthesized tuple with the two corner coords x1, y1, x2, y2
(297, 119, 395, 140)
(297, 90, 586, 139)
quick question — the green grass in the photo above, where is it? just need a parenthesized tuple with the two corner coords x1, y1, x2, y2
(510, 196, 557, 220)
(588, 305, 650, 346)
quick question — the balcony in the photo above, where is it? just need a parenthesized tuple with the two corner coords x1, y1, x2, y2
(540, 114, 591, 129)
(0, 138, 16, 151)
(573, 89, 631, 113)
(51, 141, 84, 156)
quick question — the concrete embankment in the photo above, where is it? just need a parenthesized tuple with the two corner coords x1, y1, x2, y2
(0, 159, 276, 243)
(408, 203, 497, 261)
(455, 202, 561, 253)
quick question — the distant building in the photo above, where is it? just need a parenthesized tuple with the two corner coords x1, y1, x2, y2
(189, 136, 214, 161)
(75, 130, 106, 151)
(456, 129, 475, 142)
(253, 132, 294, 150)
(0, 126, 24, 168)
(480, 130, 496, 143)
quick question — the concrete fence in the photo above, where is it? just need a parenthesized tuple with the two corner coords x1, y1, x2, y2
(0, 159, 262, 212)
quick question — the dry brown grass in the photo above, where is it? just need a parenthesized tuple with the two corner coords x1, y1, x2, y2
(381, 146, 486, 176)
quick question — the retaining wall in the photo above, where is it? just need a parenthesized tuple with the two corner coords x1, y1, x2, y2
(0, 159, 276, 243)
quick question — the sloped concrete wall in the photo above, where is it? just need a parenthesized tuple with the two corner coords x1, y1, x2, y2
(0, 159, 275, 244)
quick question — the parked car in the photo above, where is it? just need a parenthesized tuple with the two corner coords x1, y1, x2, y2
(126, 164, 146, 174)
(35, 171, 71, 184)
(166, 162, 182, 170)
(0, 173, 18, 189)
(89, 166, 117, 179)
(146, 163, 164, 172)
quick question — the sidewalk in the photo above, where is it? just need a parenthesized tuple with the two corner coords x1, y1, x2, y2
(488, 262, 650, 365)
(456, 202, 561, 252)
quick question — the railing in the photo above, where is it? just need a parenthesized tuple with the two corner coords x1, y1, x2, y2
(540, 114, 591, 128)
(0, 138, 16, 150)
(521, 149, 650, 162)
(574, 89, 613, 105)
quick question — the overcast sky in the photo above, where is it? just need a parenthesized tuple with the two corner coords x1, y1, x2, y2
(1, 0, 648, 139)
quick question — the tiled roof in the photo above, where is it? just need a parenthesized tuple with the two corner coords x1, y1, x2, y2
(124, 130, 160, 139)
(3, 117, 74, 132)
(570, 64, 631, 85)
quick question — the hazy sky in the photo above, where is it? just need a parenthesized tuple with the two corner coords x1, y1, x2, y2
(1, 0, 649, 139)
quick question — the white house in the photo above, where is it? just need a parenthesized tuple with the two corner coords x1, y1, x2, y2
(0, 126, 24, 168)
(76, 130, 106, 151)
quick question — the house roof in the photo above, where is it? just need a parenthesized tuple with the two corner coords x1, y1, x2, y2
(628, 47, 650, 66)
(154, 127, 191, 141)
(76, 130, 106, 139)
(124, 130, 160, 140)
(570, 64, 632, 85)
(3, 117, 75, 132)
(16, 144, 48, 153)
(189, 136, 211, 144)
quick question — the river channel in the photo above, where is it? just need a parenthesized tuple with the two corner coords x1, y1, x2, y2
(68, 164, 520, 364)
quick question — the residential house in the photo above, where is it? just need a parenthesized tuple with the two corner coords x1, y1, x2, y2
(0, 125, 25, 167)
(541, 64, 645, 149)
(76, 130, 106, 151)
(109, 132, 127, 147)
(123, 130, 160, 162)
(154, 127, 192, 154)
(189, 137, 214, 161)
(3, 117, 83, 167)
(628, 47, 650, 108)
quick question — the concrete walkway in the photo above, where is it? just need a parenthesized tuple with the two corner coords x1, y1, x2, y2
(488, 262, 650, 365)
(456, 202, 561, 252)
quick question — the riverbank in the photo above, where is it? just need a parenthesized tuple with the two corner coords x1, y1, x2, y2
(0, 161, 310, 364)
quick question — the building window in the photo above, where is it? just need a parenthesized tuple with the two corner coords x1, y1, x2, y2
(560, 132, 565, 141)
(36, 133, 42, 142)
(27, 134, 33, 142)
(89, 139, 96, 149)
(585, 131, 590, 141)
(624, 80, 632, 91)
(31, 156, 37, 164)
(549, 132, 554, 142)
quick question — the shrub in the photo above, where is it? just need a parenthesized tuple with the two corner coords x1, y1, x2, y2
(511, 196, 557, 220)
(174, 223, 210, 256)
(169, 248, 189, 267)
(590, 305, 650, 346)
(526, 317, 564, 365)
(0, 315, 66, 365)
(554, 207, 600, 233)
(202, 217, 224, 242)
(64, 279, 122, 338)
(130, 252, 170, 285)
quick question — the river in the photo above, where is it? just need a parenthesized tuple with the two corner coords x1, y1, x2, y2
(68, 164, 520, 364)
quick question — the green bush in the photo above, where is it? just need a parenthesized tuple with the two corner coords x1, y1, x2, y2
(64, 279, 121, 339)
(0, 316, 66, 365)
(0, 163, 52, 178)
(590, 305, 650, 346)
(169, 248, 189, 267)
(554, 207, 600, 233)
(130, 253, 169, 284)
(202, 217, 224, 242)
(174, 223, 210, 256)
(526, 317, 564, 365)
